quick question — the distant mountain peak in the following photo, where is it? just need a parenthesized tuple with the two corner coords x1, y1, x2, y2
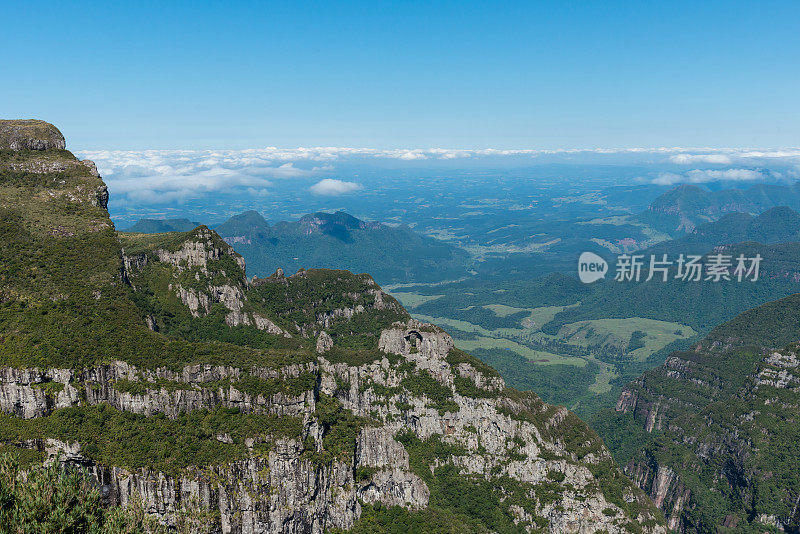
(649, 184, 710, 211)
(215, 210, 270, 239)
(673, 183, 704, 193)
(210, 209, 469, 284)
(299, 211, 381, 236)
(755, 205, 800, 222)
(231, 210, 269, 224)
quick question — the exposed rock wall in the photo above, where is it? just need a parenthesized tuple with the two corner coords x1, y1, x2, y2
(615, 338, 800, 531)
(1, 321, 665, 532)
(121, 228, 291, 337)
(0, 362, 316, 419)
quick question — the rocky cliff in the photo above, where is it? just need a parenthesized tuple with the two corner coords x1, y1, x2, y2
(0, 120, 666, 533)
(607, 292, 800, 532)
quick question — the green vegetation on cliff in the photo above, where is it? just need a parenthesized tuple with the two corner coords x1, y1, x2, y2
(0, 406, 303, 475)
(0, 452, 218, 533)
(595, 291, 800, 531)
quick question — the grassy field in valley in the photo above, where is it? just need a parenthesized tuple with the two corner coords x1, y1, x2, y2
(390, 289, 695, 415)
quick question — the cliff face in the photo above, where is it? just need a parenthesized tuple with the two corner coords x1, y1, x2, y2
(120, 226, 290, 336)
(0, 120, 666, 533)
(609, 294, 800, 532)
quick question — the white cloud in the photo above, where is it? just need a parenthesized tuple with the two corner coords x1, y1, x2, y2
(653, 168, 764, 185)
(309, 179, 362, 196)
(668, 149, 800, 166)
(652, 172, 684, 185)
(397, 151, 429, 160)
(77, 149, 322, 205)
(80, 146, 800, 167)
(669, 153, 733, 165)
(688, 168, 764, 181)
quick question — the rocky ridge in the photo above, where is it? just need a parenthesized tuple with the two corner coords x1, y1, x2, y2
(121, 227, 289, 336)
(0, 120, 666, 533)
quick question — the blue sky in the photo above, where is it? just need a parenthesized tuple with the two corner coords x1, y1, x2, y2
(2, 1, 799, 150)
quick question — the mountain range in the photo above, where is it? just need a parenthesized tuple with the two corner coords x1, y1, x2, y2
(544, 206, 800, 336)
(648, 205, 800, 255)
(638, 183, 800, 235)
(126, 210, 471, 284)
(0, 120, 665, 532)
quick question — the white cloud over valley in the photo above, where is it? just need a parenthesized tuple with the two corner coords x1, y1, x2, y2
(310, 179, 362, 196)
(667, 148, 800, 166)
(653, 168, 766, 185)
(79, 149, 324, 205)
(669, 153, 733, 165)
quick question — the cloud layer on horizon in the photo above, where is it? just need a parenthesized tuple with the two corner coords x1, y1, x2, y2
(77, 146, 800, 206)
(80, 149, 326, 205)
(82, 146, 800, 166)
(669, 149, 800, 162)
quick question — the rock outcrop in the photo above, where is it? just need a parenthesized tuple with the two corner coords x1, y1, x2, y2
(121, 226, 291, 337)
(0, 119, 66, 151)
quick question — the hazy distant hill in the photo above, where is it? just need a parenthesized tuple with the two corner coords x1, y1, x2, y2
(645, 205, 800, 256)
(596, 184, 672, 212)
(637, 182, 800, 235)
(544, 239, 800, 336)
(123, 218, 199, 233)
(215, 210, 471, 284)
(535, 205, 800, 378)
